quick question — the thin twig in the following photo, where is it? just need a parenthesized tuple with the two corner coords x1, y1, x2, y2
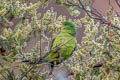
(66, 0, 120, 31)
(0, 62, 14, 80)
(19, 65, 35, 80)
(40, 19, 42, 59)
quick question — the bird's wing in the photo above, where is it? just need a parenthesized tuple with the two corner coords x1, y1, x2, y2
(42, 33, 77, 63)
(58, 37, 76, 60)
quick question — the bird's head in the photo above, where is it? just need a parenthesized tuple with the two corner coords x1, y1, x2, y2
(60, 21, 76, 36)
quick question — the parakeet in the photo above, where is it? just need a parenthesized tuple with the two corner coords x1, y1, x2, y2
(23, 21, 77, 69)
(40, 21, 77, 68)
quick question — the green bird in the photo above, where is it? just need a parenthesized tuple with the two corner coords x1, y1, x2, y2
(40, 21, 77, 68)
(23, 21, 77, 69)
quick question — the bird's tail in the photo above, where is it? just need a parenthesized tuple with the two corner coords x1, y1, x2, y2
(21, 59, 46, 64)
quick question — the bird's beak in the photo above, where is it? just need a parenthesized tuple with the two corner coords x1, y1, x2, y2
(59, 24, 63, 31)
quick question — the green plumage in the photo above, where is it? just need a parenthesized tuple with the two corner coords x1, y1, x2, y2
(43, 21, 77, 66)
